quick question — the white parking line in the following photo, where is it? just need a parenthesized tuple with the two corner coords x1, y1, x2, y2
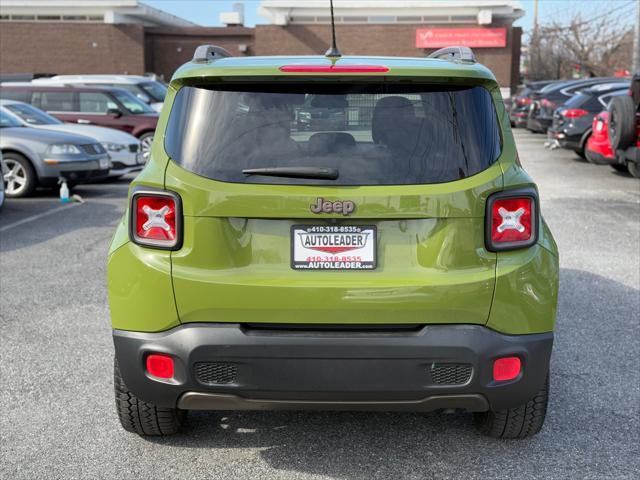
(0, 203, 78, 233)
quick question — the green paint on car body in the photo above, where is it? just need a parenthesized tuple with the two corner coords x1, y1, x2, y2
(107, 54, 558, 337)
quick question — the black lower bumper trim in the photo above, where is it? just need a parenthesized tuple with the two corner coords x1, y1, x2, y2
(178, 392, 489, 412)
(113, 323, 553, 412)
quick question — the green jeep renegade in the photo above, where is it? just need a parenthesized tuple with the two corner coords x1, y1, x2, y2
(108, 44, 559, 439)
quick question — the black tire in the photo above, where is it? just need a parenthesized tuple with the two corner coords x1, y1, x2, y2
(474, 375, 549, 439)
(608, 95, 636, 150)
(629, 161, 640, 178)
(611, 164, 629, 173)
(2, 152, 37, 198)
(114, 358, 185, 436)
(585, 145, 608, 165)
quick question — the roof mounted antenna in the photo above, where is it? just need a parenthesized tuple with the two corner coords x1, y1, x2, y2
(325, 0, 342, 59)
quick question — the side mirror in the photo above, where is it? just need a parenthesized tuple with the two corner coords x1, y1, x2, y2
(107, 107, 123, 118)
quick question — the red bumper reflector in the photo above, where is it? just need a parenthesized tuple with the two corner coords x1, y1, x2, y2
(146, 354, 174, 379)
(493, 356, 521, 381)
(279, 65, 389, 73)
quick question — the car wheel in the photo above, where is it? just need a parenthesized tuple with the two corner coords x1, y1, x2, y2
(2, 153, 36, 198)
(584, 145, 608, 165)
(628, 161, 640, 178)
(610, 164, 628, 173)
(114, 358, 185, 436)
(608, 95, 636, 150)
(139, 132, 154, 163)
(474, 374, 549, 439)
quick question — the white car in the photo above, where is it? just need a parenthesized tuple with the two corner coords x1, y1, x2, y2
(0, 99, 144, 177)
(31, 75, 167, 112)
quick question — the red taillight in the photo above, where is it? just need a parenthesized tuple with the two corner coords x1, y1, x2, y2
(146, 353, 174, 379)
(279, 65, 389, 73)
(486, 192, 538, 251)
(493, 357, 521, 382)
(517, 97, 533, 106)
(130, 191, 181, 249)
(540, 99, 556, 109)
(562, 108, 588, 118)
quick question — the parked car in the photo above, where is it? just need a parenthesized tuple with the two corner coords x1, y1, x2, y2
(0, 99, 144, 178)
(31, 75, 167, 112)
(1, 109, 110, 197)
(527, 77, 623, 133)
(604, 71, 640, 178)
(0, 85, 158, 160)
(108, 45, 558, 439)
(509, 80, 557, 128)
(547, 82, 629, 158)
(296, 94, 348, 130)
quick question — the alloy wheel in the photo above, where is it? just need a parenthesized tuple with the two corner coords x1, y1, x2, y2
(140, 135, 154, 162)
(2, 159, 28, 196)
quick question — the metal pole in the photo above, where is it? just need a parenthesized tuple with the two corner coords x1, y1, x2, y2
(633, 0, 640, 72)
(532, 0, 539, 79)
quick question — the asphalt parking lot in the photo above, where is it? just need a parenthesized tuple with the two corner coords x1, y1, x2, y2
(1, 130, 639, 479)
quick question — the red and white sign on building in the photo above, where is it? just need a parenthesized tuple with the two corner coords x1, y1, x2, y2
(416, 28, 507, 49)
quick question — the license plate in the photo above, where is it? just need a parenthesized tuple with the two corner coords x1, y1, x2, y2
(291, 225, 376, 270)
(99, 157, 109, 169)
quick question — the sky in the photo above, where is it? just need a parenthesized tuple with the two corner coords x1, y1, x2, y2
(144, 0, 638, 30)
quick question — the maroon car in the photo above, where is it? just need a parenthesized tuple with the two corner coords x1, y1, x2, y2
(0, 85, 158, 160)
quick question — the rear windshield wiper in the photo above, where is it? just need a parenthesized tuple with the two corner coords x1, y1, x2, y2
(242, 167, 339, 180)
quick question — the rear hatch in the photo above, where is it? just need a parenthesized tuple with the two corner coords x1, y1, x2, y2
(164, 78, 504, 326)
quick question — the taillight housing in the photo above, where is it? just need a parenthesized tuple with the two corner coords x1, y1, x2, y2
(562, 108, 588, 119)
(485, 189, 538, 251)
(130, 190, 182, 250)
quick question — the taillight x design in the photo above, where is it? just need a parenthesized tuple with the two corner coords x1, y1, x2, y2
(486, 190, 538, 251)
(130, 191, 182, 249)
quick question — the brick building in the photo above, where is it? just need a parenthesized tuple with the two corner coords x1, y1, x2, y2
(0, 0, 524, 94)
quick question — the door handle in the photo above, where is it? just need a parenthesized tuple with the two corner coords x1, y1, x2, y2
(77, 119, 91, 124)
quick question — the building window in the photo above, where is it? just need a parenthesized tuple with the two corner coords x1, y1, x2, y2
(368, 16, 395, 23)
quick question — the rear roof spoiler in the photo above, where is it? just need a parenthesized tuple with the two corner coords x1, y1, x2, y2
(428, 46, 476, 64)
(193, 45, 233, 63)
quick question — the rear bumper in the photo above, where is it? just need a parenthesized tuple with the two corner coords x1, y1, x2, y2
(113, 323, 553, 412)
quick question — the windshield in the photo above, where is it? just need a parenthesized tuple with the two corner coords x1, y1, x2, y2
(4, 103, 62, 125)
(139, 81, 167, 101)
(165, 83, 501, 186)
(0, 110, 23, 127)
(112, 90, 155, 114)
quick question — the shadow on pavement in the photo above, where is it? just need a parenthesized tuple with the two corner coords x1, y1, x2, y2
(0, 197, 124, 253)
(139, 268, 639, 479)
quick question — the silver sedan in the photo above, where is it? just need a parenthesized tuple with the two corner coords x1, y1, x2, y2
(1, 110, 110, 197)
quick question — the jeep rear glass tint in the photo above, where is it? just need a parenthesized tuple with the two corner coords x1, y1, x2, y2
(165, 84, 501, 185)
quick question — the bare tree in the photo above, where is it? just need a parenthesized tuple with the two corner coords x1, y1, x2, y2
(526, 8, 634, 80)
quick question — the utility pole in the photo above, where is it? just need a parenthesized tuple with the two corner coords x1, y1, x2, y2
(633, 0, 640, 72)
(532, 0, 539, 79)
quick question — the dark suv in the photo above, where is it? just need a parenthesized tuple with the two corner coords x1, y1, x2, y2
(0, 85, 158, 160)
(547, 82, 629, 158)
(527, 77, 622, 133)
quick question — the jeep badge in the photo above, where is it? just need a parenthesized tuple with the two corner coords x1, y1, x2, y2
(310, 197, 355, 216)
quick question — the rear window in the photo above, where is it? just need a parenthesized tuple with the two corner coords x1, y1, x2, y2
(564, 92, 602, 111)
(165, 83, 501, 185)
